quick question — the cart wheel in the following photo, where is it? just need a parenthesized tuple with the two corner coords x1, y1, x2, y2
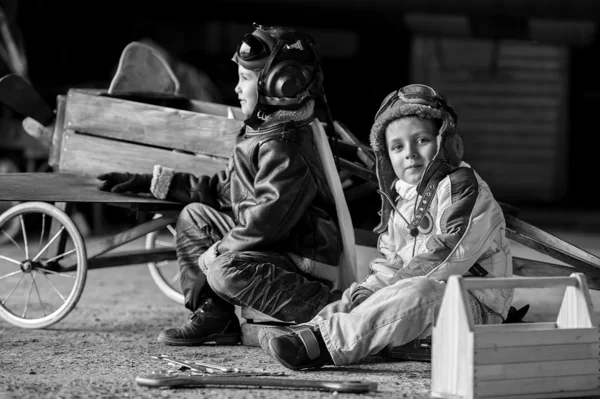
(0, 201, 87, 328)
(146, 214, 184, 304)
(0, 158, 21, 246)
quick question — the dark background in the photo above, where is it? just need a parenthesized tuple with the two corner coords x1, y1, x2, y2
(4, 0, 600, 230)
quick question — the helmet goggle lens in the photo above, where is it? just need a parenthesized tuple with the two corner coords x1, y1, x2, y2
(374, 84, 441, 121)
(237, 33, 271, 61)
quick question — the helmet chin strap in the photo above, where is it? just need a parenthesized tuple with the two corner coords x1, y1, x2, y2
(244, 101, 270, 129)
(408, 159, 454, 237)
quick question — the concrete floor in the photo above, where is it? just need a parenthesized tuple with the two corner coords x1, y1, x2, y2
(2, 217, 600, 398)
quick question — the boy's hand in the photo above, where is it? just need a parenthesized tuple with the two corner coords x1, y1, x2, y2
(22, 117, 53, 151)
(97, 172, 151, 193)
(349, 287, 373, 310)
(197, 242, 220, 273)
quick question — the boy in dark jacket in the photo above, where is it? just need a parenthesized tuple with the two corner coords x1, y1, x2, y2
(97, 23, 348, 346)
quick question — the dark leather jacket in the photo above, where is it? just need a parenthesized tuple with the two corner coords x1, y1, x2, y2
(163, 117, 342, 267)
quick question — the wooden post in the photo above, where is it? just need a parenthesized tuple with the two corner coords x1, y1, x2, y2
(431, 275, 475, 399)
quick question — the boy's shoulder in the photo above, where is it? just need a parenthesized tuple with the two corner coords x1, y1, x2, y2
(441, 165, 479, 196)
(239, 121, 313, 146)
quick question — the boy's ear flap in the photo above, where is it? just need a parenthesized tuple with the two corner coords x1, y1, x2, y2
(443, 134, 464, 167)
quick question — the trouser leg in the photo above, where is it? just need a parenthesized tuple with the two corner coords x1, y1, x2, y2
(207, 251, 338, 323)
(316, 276, 501, 365)
(175, 203, 235, 311)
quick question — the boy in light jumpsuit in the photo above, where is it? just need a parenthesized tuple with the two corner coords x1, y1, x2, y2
(260, 84, 514, 369)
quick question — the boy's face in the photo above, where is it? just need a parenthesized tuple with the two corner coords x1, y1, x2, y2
(235, 65, 259, 116)
(385, 117, 438, 185)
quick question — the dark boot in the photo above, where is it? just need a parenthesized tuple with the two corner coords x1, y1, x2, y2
(268, 326, 333, 370)
(258, 325, 301, 359)
(157, 298, 241, 346)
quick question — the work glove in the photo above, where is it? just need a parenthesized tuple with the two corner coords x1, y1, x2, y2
(349, 286, 374, 310)
(197, 242, 220, 273)
(97, 172, 152, 194)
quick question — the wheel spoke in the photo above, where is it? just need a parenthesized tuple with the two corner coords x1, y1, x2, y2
(156, 240, 173, 247)
(22, 275, 35, 317)
(0, 254, 21, 266)
(43, 248, 76, 264)
(39, 213, 46, 254)
(33, 225, 65, 262)
(40, 268, 76, 279)
(31, 271, 47, 317)
(167, 225, 177, 236)
(1, 228, 23, 252)
(0, 269, 23, 280)
(41, 271, 66, 302)
(20, 215, 29, 259)
(169, 269, 182, 286)
(156, 260, 169, 268)
(2, 272, 24, 305)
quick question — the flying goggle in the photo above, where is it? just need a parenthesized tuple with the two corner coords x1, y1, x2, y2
(235, 24, 277, 63)
(374, 84, 456, 123)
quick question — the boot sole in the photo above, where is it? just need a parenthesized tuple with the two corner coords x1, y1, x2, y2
(157, 332, 240, 346)
(268, 340, 325, 371)
(258, 326, 297, 358)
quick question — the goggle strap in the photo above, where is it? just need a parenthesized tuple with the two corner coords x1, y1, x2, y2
(252, 28, 277, 52)
(258, 40, 285, 86)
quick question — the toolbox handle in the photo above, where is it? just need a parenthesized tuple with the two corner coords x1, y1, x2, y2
(461, 274, 579, 290)
(443, 273, 597, 329)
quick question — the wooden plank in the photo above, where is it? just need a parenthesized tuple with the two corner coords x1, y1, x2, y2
(431, 38, 564, 60)
(441, 70, 563, 84)
(60, 215, 178, 269)
(505, 215, 600, 279)
(58, 132, 228, 177)
(474, 342, 600, 365)
(453, 96, 561, 108)
(0, 173, 181, 205)
(64, 90, 242, 158)
(474, 327, 600, 349)
(467, 148, 558, 160)
(441, 82, 565, 96)
(49, 95, 66, 169)
(84, 247, 176, 270)
(512, 257, 600, 290)
(474, 322, 557, 333)
(483, 389, 600, 399)
(462, 275, 578, 291)
(71, 88, 248, 120)
(475, 374, 600, 397)
(187, 98, 246, 120)
(475, 358, 600, 381)
(464, 110, 559, 123)
(462, 124, 559, 136)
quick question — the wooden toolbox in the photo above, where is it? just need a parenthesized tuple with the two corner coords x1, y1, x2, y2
(432, 273, 600, 399)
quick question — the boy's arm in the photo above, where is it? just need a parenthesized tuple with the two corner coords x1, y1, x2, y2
(397, 168, 503, 281)
(357, 218, 406, 292)
(151, 163, 232, 210)
(217, 138, 318, 255)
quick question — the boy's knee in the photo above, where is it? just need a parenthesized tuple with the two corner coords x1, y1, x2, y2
(176, 203, 212, 230)
(206, 253, 238, 297)
(407, 276, 444, 296)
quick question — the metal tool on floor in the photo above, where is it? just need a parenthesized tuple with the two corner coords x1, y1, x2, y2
(151, 355, 285, 376)
(136, 369, 378, 393)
